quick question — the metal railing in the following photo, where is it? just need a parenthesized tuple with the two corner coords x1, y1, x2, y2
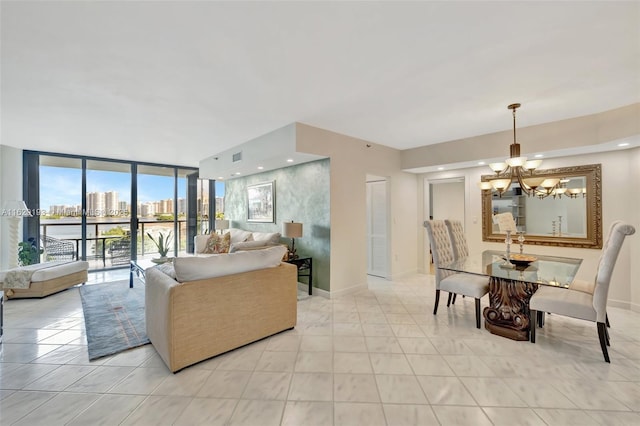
(39, 218, 189, 270)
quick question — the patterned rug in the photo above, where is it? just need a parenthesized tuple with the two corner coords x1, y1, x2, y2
(79, 279, 149, 360)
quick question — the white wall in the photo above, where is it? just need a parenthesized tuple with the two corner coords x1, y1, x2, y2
(296, 124, 419, 295)
(431, 181, 465, 221)
(418, 148, 639, 309)
(1, 145, 24, 269)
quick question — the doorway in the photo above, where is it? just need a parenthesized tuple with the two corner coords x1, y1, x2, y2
(366, 175, 389, 278)
(426, 177, 466, 272)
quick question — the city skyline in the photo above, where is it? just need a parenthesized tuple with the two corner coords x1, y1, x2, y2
(40, 166, 225, 214)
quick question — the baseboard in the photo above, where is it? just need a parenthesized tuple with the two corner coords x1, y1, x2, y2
(296, 282, 329, 299)
(608, 298, 631, 310)
(630, 302, 640, 313)
(325, 282, 367, 299)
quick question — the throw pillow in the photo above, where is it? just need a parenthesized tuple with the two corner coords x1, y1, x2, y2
(203, 232, 231, 254)
(251, 231, 281, 244)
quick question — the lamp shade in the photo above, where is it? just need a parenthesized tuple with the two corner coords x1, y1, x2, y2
(283, 222, 303, 238)
(215, 219, 230, 230)
(2, 200, 32, 217)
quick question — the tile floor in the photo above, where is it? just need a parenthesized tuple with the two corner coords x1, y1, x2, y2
(1, 271, 640, 425)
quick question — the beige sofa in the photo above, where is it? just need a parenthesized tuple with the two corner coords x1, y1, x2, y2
(145, 247, 297, 372)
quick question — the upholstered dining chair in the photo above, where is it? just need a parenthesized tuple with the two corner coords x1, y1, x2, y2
(529, 221, 635, 362)
(424, 220, 489, 328)
(444, 219, 470, 306)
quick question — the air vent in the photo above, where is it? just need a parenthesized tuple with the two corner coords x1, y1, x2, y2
(232, 151, 242, 162)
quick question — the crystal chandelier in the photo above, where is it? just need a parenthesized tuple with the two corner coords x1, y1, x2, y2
(478, 103, 560, 198)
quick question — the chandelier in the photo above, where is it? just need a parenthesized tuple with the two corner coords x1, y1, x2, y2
(478, 103, 561, 198)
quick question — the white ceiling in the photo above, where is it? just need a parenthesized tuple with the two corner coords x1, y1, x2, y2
(1, 1, 638, 167)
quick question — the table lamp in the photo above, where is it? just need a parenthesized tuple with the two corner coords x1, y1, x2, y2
(215, 219, 229, 234)
(3, 200, 33, 268)
(283, 221, 303, 260)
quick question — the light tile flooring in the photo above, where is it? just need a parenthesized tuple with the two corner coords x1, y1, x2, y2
(2, 271, 640, 425)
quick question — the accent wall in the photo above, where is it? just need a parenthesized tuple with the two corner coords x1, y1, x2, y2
(224, 158, 331, 292)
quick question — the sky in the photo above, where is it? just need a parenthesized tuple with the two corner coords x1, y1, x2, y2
(40, 166, 225, 211)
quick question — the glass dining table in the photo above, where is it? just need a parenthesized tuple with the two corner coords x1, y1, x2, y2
(439, 250, 582, 341)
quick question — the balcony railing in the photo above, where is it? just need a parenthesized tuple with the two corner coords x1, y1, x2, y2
(39, 218, 190, 271)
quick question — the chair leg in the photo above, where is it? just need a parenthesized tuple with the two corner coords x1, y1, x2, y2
(452, 293, 457, 304)
(447, 293, 453, 307)
(530, 309, 536, 343)
(537, 311, 545, 328)
(606, 313, 611, 328)
(474, 298, 481, 329)
(597, 322, 610, 363)
(605, 324, 610, 346)
(433, 290, 440, 315)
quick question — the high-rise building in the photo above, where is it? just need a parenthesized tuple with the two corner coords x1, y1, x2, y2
(160, 199, 173, 214)
(86, 192, 106, 217)
(105, 191, 118, 216)
(177, 198, 186, 215)
(118, 201, 129, 215)
(215, 197, 224, 215)
(140, 202, 155, 217)
(49, 205, 66, 215)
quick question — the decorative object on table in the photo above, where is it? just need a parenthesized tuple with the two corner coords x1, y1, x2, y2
(508, 253, 538, 267)
(247, 181, 275, 222)
(2, 200, 33, 268)
(18, 237, 43, 266)
(494, 212, 517, 268)
(517, 232, 525, 254)
(283, 221, 303, 260)
(80, 279, 149, 360)
(147, 230, 172, 263)
(477, 103, 560, 198)
(503, 230, 514, 268)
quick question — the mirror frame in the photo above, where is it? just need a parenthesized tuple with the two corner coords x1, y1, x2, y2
(481, 163, 602, 249)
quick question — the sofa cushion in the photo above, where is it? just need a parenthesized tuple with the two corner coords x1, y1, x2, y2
(174, 245, 287, 282)
(229, 228, 253, 244)
(251, 231, 281, 244)
(229, 240, 268, 253)
(154, 262, 177, 279)
(0, 260, 89, 283)
(203, 232, 231, 254)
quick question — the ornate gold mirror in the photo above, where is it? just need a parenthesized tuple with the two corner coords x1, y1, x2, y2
(481, 164, 602, 248)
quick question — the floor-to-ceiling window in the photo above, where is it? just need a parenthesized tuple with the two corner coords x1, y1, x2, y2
(38, 156, 83, 262)
(86, 160, 132, 269)
(24, 151, 204, 271)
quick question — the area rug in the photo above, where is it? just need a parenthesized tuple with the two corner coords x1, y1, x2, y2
(79, 279, 149, 360)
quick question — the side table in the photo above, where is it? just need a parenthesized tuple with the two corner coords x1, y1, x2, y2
(285, 257, 313, 295)
(130, 259, 159, 287)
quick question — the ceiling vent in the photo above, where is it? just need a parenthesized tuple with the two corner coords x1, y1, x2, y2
(232, 151, 242, 163)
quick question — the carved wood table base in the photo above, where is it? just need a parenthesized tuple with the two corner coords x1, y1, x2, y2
(483, 276, 539, 341)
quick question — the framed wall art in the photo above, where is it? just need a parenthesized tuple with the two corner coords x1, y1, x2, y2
(247, 181, 275, 222)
